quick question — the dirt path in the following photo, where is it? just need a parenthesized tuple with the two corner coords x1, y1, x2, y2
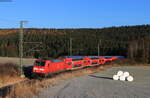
(34, 66, 150, 98)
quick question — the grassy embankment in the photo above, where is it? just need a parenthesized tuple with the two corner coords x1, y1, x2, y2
(0, 57, 35, 87)
(0, 63, 23, 87)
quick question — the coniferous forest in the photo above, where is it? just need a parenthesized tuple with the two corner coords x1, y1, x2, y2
(0, 25, 150, 63)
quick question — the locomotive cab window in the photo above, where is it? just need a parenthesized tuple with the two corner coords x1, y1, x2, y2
(35, 61, 45, 66)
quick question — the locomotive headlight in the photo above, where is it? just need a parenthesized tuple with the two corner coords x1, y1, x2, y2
(33, 67, 38, 70)
(39, 68, 45, 71)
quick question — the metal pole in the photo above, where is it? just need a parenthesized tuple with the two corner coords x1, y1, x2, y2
(19, 21, 27, 78)
(69, 30, 73, 56)
(98, 39, 101, 56)
(98, 42, 99, 56)
(70, 37, 72, 56)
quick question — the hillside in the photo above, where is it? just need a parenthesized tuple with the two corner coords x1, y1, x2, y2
(0, 25, 150, 63)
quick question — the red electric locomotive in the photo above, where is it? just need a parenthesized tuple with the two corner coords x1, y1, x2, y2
(32, 56, 124, 77)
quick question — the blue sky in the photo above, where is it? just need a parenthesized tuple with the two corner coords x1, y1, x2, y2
(0, 0, 149, 28)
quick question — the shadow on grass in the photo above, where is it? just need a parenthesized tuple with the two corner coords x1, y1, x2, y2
(23, 66, 33, 79)
(88, 75, 113, 80)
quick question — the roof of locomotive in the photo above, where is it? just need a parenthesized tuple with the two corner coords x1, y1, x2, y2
(64, 56, 124, 59)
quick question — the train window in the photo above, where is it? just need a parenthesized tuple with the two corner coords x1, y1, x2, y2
(88, 61, 91, 63)
(67, 62, 72, 65)
(91, 58, 98, 60)
(83, 61, 87, 63)
(51, 59, 63, 63)
(72, 58, 83, 61)
(35, 61, 45, 66)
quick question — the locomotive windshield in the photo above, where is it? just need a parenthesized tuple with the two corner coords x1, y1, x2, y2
(35, 61, 45, 66)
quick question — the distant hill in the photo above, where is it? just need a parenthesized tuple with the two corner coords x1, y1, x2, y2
(0, 25, 150, 63)
(0, 24, 150, 36)
(0, 28, 64, 35)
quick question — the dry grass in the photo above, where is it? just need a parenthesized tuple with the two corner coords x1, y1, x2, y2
(111, 59, 150, 67)
(0, 56, 36, 87)
(0, 63, 19, 76)
(0, 63, 24, 87)
(6, 83, 40, 98)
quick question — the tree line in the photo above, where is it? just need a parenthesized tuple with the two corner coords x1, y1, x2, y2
(0, 25, 150, 63)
